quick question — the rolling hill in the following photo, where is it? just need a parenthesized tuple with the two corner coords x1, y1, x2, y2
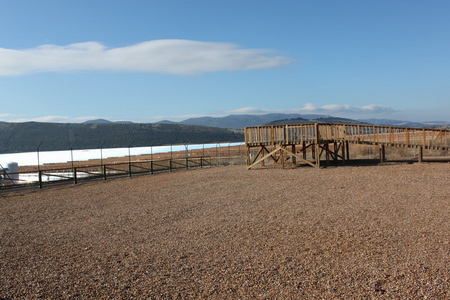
(0, 122, 243, 154)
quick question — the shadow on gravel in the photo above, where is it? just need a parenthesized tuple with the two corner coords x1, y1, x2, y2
(324, 157, 449, 168)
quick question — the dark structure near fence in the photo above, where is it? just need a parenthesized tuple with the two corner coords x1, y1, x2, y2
(245, 124, 450, 169)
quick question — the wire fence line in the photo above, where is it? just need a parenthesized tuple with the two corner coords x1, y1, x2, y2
(1, 156, 210, 190)
(0, 143, 247, 190)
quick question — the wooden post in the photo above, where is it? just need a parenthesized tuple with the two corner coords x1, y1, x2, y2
(380, 145, 385, 163)
(423, 129, 426, 148)
(406, 129, 410, 147)
(312, 144, 315, 160)
(128, 162, 132, 177)
(315, 143, 321, 168)
(341, 142, 346, 164)
(389, 127, 393, 146)
(103, 165, 107, 180)
(246, 146, 250, 166)
(261, 146, 265, 166)
(333, 143, 338, 161)
(302, 141, 307, 160)
(345, 141, 350, 161)
(418, 146, 423, 163)
(292, 144, 296, 165)
(150, 161, 154, 174)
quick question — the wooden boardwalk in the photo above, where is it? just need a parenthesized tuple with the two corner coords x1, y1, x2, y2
(245, 124, 450, 169)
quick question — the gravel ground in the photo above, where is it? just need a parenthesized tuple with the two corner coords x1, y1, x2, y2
(0, 163, 449, 299)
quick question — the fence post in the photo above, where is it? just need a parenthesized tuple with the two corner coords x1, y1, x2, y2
(169, 159, 172, 172)
(128, 162, 132, 177)
(186, 157, 189, 169)
(73, 167, 77, 184)
(103, 165, 107, 180)
(150, 161, 153, 174)
(38, 170, 43, 189)
(200, 157, 203, 168)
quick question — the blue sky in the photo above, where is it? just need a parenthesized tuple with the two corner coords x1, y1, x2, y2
(1, 0, 449, 123)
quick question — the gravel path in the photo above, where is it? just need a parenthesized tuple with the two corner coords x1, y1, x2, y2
(1, 163, 449, 299)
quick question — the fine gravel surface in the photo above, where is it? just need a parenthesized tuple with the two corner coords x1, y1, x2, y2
(0, 163, 449, 299)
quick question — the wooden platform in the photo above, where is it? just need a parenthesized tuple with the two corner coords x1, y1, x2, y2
(245, 124, 450, 169)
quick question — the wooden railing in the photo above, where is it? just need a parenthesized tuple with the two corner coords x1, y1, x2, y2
(245, 124, 450, 150)
(245, 124, 319, 146)
(343, 124, 449, 150)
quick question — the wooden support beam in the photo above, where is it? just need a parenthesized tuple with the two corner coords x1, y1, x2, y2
(302, 141, 307, 160)
(250, 147, 264, 165)
(260, 146, 265, 166)
(262, 145, 279, 163)
(247, 147, 283, 169)
(315, 143, 321, 168)
(418, 146, 423, 163)
(246, 146, 250, 166)
(380, 144, 385, 163)
(333, 143, 338, 161)
(345, 141, 350, 161)
(281, 147, 318, 168)
(292, 144, 296, 165)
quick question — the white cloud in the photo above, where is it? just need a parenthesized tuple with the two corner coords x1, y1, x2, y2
(222, 104, 395, 116)
(298, 103, 395, 115)
(0, 40, 294, 76)
(0, 114, 115, 123)
(0, 113, 17, 119)
(28, 116, 106, 123)
(222, 107, 272, 115)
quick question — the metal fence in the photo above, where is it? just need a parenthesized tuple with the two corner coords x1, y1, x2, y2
(0, 156, 211, 190)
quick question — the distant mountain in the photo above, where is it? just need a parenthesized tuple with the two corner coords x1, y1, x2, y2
(177, 114, 448, 129)
(266, 116, 367, 126)
(156, 120, 178, 124)
(83, 115, 449, 130)
(180, 114, 331, 129)
(83, 119, 113, 124)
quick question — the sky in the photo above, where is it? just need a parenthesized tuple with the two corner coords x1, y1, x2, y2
(1, 0, 449, 123)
